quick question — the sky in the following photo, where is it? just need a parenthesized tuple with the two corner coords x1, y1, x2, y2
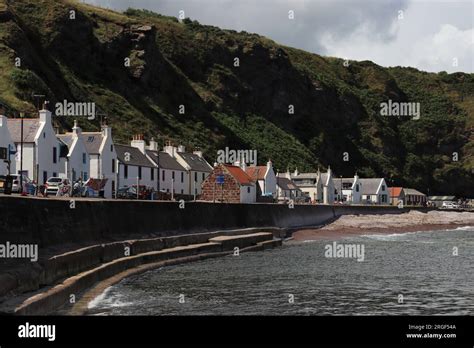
(84, 0, 474, 73)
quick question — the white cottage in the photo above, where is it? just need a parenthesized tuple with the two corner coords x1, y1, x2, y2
(80, 122, 117, 198)
(0, 114, 16, 176)
(57, 121, 90, 183)
(359, 178, 389, 204)
(276, 172, 302, 201)
(339, 173, 362, 203)
(7, 105, 61, 185)
(172, 145, 213, 197)
(292, 167, 335, 204)
(245, 160, 277, 198)
(144, 140, 188, 196)
(116, 135, 157, 190)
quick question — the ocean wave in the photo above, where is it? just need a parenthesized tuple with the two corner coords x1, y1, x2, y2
(88, 287, 136, 310)
(452, 226, 474, 231)
(361, 231, 419, 241)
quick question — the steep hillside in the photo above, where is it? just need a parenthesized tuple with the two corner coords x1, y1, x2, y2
(0, 0, 472, 195)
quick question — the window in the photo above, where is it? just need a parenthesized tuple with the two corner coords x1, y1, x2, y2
(43, 132, 45, 138)
(82, 153, 86, 164)
(194, 172, 197, 181)
(181, 172, 184, 183)
(382, 185, 386, 191)
(356, 184, 359, 192)
(124, 165, 128, 179)
(202, 173, 205, 181)
(172, 171, 175, 180)
(138, 166, 142, 180)
(110, 144, 113, 152)
(112, 159, 115, 173)
(151, 168, 154, 181)
(83, 172, 88, 181)
(181, 189, 184, 194)
(43, 171, 47, 183)
(247, 187, 250, 193)
(53, 172, 57, 177)
(53, 147, 57, 164)
(162, 170, 165, 181)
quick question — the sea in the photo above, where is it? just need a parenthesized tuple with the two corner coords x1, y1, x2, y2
(86, 226, 473, 315)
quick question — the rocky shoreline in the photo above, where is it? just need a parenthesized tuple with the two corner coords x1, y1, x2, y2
(292, 210, 474, 241)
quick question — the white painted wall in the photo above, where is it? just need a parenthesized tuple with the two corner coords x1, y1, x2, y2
(119, 163, 156, 189)
(60, 134, 90, 182)
(97, 127, 117, 198)
(240, 185, 256, 203)
(159, 168, 188, 195)
(263, 162, 277, 197)
(0, 116, 16, 176)
(34, 110, 61, 184)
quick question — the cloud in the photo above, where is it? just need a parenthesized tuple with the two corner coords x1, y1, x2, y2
(85, 0, 473, 73)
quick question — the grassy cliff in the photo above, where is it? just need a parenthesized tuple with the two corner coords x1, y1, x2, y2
(0, 0, 472, 195)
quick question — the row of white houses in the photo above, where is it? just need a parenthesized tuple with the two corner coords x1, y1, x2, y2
(0, 106, 213, 198)
(0, 105, 392, 204)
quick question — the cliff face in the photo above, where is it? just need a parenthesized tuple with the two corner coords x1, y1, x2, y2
(0, 0, 472, 195)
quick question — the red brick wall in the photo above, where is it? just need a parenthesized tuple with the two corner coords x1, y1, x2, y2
(199, 164, 241, 203)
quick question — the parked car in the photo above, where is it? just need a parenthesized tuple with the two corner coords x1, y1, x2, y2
(442, 201, 459, 209)
(10, 174, 36, 194)
(116, 185, 151, 200)
(45, 177, 71, 196)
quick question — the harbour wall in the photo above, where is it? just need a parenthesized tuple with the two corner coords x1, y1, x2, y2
(0, 196, 431, 248)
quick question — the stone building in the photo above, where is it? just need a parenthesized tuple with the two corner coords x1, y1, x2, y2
(200, 163, 256, 203)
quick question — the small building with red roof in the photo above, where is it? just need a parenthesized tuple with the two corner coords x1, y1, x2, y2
(199, 163, 256, 203)
(389, 187, 405, 206)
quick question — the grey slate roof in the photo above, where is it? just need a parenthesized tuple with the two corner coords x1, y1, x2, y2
(404, 188, 426, 196)
(428, 196, 456, 201)
(146, 150, 186, 171)
(81, 132, 104, 154)
(178, 152, 212, 172)
(57, 134, 73, 148)
(359, 178, 383, 195)
(116, 144, 156, 168)
(277, 177, 300, 191)
(7, 118, 41, 143)
(291, 173, 318, 180)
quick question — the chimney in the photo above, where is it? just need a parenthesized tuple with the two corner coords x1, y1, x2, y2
(234, 160, 241, 168)
(177, 145, 185, 153)
(285, 167, 291, 179)
(164, 141, 176, 157)
(327, 165, 332, 178)
(354, 172, 359, 181)
(131, 134, 146, 154)
(101, 117, 112, 138)
(241, 161, 247, 171)
(267, 159, 272, 170)
(148, 137, 158, 151)
(39, 101, 52, 125)
(72, 119, 82, 137)
(193, 149, 203, 158)
(293, 167, 299, 176)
